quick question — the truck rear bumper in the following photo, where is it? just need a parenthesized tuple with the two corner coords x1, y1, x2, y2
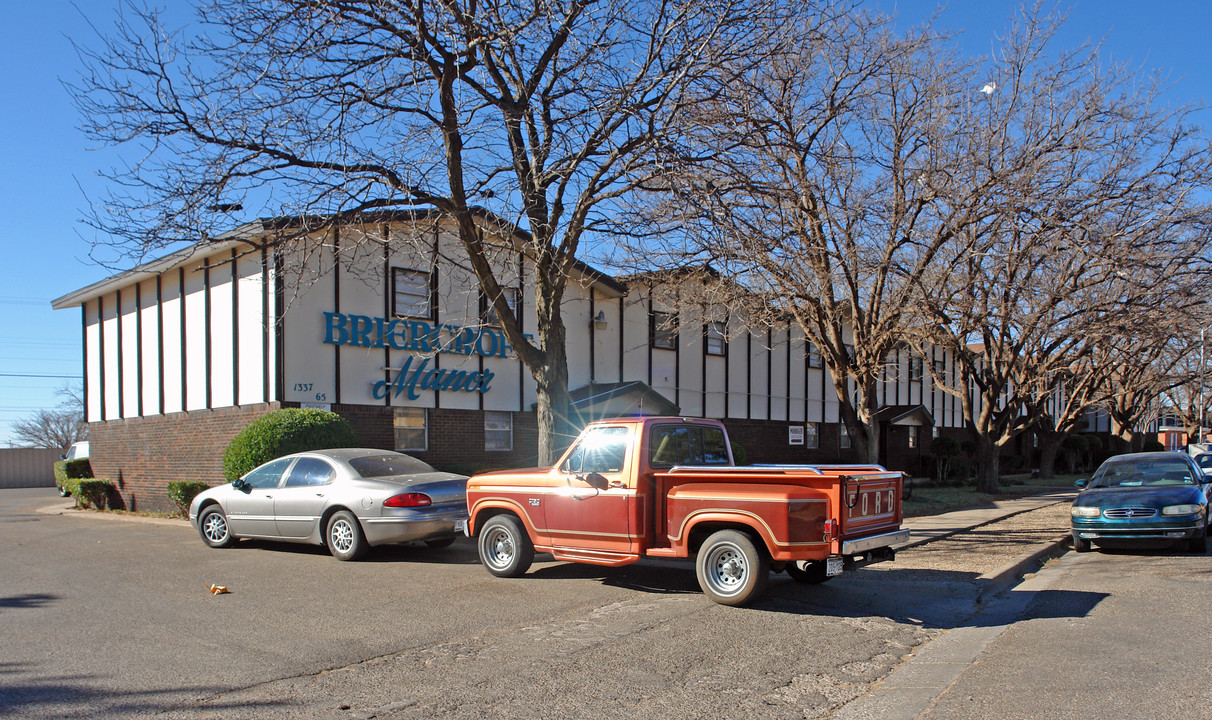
(841, 528, 911, 555)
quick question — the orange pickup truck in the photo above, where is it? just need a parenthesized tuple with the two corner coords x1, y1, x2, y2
(462, 416, 909, 606)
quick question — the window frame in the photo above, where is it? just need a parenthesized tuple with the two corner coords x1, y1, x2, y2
(839, 423, 851, 450)
(804, 421, 820, 449)
(650, 310, 678, 351)
(484, 411, 513, 452)
(480, 286, 520, 328)
(704, 321, 726, 356)
(391, 267, 434, 321)
(393, 407, 428, 452)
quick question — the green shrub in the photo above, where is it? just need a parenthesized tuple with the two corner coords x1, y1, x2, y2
(166, 480, 211, 515)
(53, 458, 93, 496)
(223, 408, 357, 481)
(76, 478, 113, 510)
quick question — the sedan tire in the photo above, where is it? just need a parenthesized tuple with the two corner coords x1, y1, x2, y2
(198, 506, 236, 548)
(1190, 530, 1207, 554)
(478, 514, 534, 578)
(1072, 532, 1092, 553)
(326, 510, 368, 561)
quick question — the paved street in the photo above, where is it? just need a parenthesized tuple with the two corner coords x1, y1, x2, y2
(918, 547, 1212, 719)
(1, 486, 1206, 719)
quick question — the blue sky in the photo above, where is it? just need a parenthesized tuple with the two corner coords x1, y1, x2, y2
(1, 0, 1209, 446)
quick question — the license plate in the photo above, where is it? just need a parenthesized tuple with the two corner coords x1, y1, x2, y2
(454, 518, 469, 536)
(826, 556, 843, 576)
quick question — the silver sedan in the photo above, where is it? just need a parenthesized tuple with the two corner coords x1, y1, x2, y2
(188, 449, 468, 560)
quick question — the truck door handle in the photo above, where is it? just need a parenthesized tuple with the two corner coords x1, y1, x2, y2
(608, 480, 626, 489)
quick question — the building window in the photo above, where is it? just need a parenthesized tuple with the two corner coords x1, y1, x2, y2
(909, 357, 924, 382)
(839, 423, 851, 449)
(908, 425, 919, 449)
(705, 321, 726, 356)
(933, 360, 947, 384)
(394, 407, 427, 451)
(651, 310, 677, 350)
(481, 287, 519, 328)
(807, 343, 823, 368)
(392, 268, 432, 320)
(485, 411, 513, 451)
(804, 422, 819, 449)
(933, 426, 940, 438)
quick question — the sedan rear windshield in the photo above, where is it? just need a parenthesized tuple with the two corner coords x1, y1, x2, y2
(1089, 458, 1197, 488)
(349, 454, 435, 478)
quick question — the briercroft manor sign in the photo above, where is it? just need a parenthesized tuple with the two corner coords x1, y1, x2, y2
(322, 312, 529, 400)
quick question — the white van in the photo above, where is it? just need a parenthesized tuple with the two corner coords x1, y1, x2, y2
(62, 441, 89, 461)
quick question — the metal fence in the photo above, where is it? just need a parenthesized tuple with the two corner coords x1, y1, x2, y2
(0, 448, 64, 488)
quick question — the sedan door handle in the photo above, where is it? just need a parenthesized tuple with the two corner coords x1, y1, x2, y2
(315, 493, 325, 497)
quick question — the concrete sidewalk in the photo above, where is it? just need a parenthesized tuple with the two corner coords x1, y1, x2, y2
(899, 489, 1077, 549)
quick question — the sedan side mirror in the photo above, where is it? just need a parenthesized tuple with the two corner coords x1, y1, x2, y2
(1074, 479, 1088, 488)
(232, 478, 251, 493)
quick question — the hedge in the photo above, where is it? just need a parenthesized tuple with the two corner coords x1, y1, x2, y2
(223, 408, 356, 481)
(166, 480, 211, 515)
(54, 458, 93, 496)
(76, 479, 113, 510)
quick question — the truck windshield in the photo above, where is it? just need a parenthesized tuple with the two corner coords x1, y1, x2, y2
(649, 425, 731, 468)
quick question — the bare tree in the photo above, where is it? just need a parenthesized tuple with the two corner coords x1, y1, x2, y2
(73, 0, 776, 463)
(13, 385, 87, 449)
(628, 7, 988, 463)
(918, 10, 1212, 492)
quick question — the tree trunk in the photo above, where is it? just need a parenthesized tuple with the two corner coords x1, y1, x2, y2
(1037, 435, 1062, 479)
(975, 438, 1001, 494)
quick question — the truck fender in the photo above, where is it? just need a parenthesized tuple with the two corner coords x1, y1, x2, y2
(675, 510, 777, 556)
(468, 498, 540, 539)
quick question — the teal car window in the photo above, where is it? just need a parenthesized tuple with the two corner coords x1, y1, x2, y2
(1090, 457, 1197, 488)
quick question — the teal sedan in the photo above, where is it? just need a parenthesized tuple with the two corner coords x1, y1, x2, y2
(1071, 452, 1210, 553)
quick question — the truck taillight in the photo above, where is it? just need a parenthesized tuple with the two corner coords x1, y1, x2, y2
(384, 492, 432, 508)
(824, 519, 838, 542)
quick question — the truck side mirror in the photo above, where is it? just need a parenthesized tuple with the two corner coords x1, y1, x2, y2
(582, 472, 609, 491)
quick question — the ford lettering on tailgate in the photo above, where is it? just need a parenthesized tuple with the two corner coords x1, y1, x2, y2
(842, 474, 901, 532)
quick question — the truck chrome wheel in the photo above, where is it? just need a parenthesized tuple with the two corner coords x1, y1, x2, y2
(695, 529, 769, 606)
(478, 514, 534, 578)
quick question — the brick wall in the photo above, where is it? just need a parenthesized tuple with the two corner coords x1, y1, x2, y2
(721, 419, 861, 465)
(89, 404, 280, 513)
(412, 408, 539, 474)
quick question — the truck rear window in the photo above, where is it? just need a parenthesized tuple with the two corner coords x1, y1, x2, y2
(649, 425, 731, 468)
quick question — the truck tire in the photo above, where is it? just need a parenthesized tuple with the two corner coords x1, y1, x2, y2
(478, 514, 534, 578)
(696, 529, 769, 606)
(785, 560, 832, 584)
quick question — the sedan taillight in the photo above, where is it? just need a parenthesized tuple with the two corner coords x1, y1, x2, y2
(384, 492, 432, 508)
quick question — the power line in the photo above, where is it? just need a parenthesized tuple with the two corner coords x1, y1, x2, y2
(0, 373, 81, 379)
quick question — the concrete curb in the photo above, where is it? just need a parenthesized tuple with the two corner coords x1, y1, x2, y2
(973, 535, 1072, 603)
(38, 501, 191, 528)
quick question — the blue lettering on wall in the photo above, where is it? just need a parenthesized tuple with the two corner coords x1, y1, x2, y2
(323, 311, 527, 360)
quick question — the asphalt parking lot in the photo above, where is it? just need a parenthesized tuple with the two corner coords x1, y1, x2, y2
(1, 487, 1075, 720)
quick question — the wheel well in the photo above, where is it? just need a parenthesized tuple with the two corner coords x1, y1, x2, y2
(196, 498, 221, 515)
(472, 507, 517, 536)
(319, 505, 359, 544)
(687, 522, 766, 556)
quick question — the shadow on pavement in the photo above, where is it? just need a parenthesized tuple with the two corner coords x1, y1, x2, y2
(0, 594, 58, 611)
(0, 672, 288, 719)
